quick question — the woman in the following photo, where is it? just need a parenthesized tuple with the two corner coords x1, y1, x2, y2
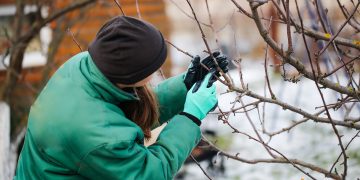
(14, 16, 228, 179)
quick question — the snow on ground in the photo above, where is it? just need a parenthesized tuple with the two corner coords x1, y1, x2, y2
(180, 59, 360, 180)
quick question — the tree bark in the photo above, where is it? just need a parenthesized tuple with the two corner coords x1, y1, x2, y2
(0, 42, 29, 102)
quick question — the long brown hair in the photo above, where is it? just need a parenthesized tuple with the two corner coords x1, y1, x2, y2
(118, 85, 159, 139)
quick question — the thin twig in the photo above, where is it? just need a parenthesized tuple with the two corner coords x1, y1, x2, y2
(203, 131, 319, 180)
(246, 0, 360, 98)
(165, 39, 194, 58)
(114, 0, 125, 15)
(157, 68, 166, 80)
(330, 130, 360, 173)
(67, 28, 83, 52)
(264, 110, 326, 137)
(323, 55, 360, 78)
(284, 0, 293, 55)
(295, 0, 348, 178)
(314, 0, 329, 34)
(318, 2, 360, 56)
(190, 155, 213, 180)
(232, 86, 360, 130)
(185, 0, 232, 86)
(1, 49, 9, 69)
(336, 0, 360, 31)
(167, 0, 211, 27)
(205, 0, 222, 52)
(135, 0, 142, 19)
(230, 0, 253, 18)
(264, 16, 276, 100)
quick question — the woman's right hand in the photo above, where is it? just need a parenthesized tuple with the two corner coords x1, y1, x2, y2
(183, 72, 218, 121)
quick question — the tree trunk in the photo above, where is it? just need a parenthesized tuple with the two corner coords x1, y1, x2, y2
(0, 42, 28, 102)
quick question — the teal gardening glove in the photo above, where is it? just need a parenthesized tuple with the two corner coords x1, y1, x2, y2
(180, 72, 218, 125)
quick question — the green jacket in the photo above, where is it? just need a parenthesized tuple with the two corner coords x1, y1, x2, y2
(14, 52, 201, 180)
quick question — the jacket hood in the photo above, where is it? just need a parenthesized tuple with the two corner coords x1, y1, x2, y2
(79, 51, 140, 103)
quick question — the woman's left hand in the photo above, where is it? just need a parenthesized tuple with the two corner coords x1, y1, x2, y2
(183, 51, 229, 90)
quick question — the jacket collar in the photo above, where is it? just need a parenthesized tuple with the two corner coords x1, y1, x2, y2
(80, 51, 139, 103)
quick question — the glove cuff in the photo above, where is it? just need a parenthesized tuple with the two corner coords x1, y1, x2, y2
(179, 112, 201, 126)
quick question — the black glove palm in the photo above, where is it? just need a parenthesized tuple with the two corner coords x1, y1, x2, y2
(184, 52, 229, 90)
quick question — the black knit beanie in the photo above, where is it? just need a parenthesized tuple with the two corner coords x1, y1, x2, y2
(88, 16, 167, 84)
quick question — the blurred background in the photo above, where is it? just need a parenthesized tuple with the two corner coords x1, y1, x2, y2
(0, 0, 359, 179)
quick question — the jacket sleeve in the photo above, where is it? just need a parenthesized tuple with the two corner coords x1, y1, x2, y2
(77, 115, 201, 180)
(153, 73, 188, 125)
